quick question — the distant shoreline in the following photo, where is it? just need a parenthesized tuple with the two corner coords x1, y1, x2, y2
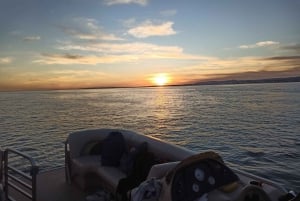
(187, 76, 300, 87)
(80, 76, 300, 90)
(1, 76, 300, 92)
(85, 76, 300, 90)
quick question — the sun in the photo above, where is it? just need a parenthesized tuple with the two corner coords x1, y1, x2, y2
(152, 73, 170, 86)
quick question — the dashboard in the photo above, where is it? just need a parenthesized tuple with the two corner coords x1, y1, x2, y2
(171, 158, 239, 201)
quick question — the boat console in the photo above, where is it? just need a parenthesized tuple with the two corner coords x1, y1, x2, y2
(170, 158, 239, 201)
(155, 151, 283, 201)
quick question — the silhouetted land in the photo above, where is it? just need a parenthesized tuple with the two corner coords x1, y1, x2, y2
(190, 76, 300, 86)
(80, 76, 300, 90)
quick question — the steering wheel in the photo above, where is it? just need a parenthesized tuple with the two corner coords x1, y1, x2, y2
(234, 185, 272, 201)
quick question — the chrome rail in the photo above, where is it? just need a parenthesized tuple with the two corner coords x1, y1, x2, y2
(0, 149, 3, 184)
(3, 148, 39, 201)
(0, 149, 4, 201)
(64, 140, 71, 184)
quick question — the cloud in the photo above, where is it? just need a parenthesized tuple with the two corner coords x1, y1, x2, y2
(279, 43, 300, 53)
(168, 54, 300, 85)
(34, 53, 140, 65)
(263, 56, 300, 61)
(120, 18, 136, 27)
(160, 9, 177, 17)
(43, 53, 84, 60)
(37, 39, 208, 65)
(202, 67, 300, 82)
(60, 18, 123, 41)
(128, 20, 176, 38)
(104, 0, 148, 6)
(57, 41, 180, 54)
(10, 30, 22, 36)
(239, 41, 280, 49)
(56, 41, 205, 61)
(23, 36, 41, 41)
(0, 57, 13, 64)
(0, 69, 114, 91)
(259, 55, 300, 71)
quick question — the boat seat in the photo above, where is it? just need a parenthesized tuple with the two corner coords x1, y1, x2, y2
(72, 156, 101, 174)
(96, 166, 126, 190)
(71, 155, 126, 192)
(66, 129, 196, 193)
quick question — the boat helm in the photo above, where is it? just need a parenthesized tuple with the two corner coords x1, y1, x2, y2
(158, 151, 276, 201)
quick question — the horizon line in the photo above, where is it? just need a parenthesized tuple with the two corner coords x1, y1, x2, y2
(1, 76, 299, 93)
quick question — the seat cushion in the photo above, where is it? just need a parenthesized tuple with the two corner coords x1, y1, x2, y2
(72, 155, 101, 175)
(72, 155, 126, 191)
(96, 166, 127, 191)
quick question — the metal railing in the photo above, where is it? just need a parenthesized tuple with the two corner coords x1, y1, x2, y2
(3, 148, 39, 201)
(64, 140, 71, 184)
(1, 149, 4, 201)
(0, 149, 3, 184)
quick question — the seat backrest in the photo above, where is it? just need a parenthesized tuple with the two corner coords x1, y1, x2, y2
(67, 129, 111, 158)
(67, 129, 196, 161)
(122, 130, 195, 161)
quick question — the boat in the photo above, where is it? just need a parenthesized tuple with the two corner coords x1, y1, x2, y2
(0, 128, 299, 201)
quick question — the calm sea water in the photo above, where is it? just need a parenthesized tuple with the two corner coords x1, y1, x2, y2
(0, 83, 299, 192)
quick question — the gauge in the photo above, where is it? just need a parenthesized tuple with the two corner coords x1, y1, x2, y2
(194, 168, 205, 181)
(208, 176, 215, 186)
(192, 183, 199, 192)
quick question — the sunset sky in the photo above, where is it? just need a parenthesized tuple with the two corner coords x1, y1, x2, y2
(0, 0, 300, 91)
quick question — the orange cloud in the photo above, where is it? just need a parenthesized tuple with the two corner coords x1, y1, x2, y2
(0, 69, 123, 91)
(165, 55, 300, 84)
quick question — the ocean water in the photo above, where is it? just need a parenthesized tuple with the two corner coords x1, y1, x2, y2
(0, 82, 299, 192)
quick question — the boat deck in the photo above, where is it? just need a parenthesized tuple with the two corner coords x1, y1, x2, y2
(6, 168, 86, 201)
(36, 168, 86, 201)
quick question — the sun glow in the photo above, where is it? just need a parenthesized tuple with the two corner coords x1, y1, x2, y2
(152, 73, 170, 86)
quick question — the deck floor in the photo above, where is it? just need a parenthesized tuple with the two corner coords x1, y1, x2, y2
(6, 167, 115, 201)
(36, 168, 86, 201)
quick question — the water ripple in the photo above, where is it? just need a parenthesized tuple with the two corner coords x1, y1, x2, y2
(0, 83, 299, 192)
